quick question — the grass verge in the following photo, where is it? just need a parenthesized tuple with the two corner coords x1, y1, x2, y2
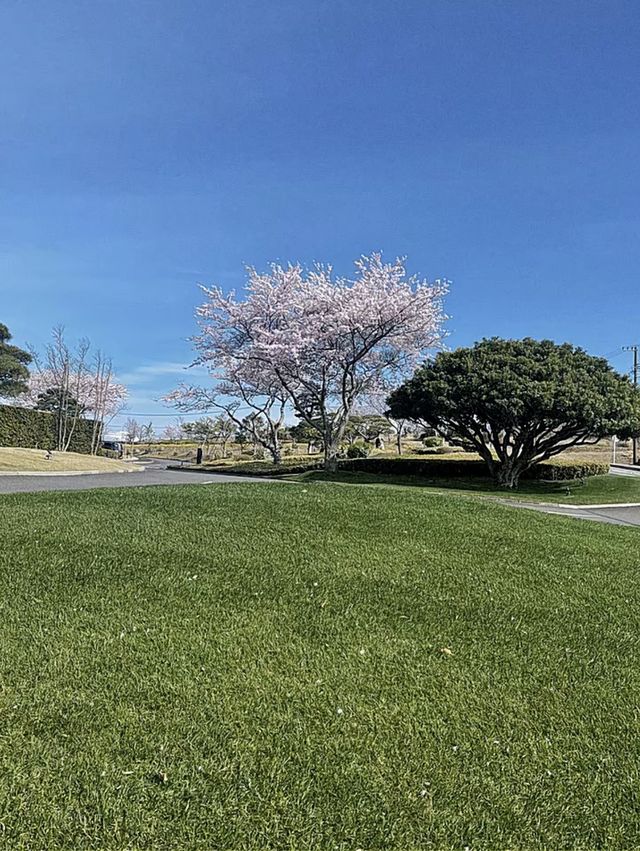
(0, 447, 135, 473)
(175, 455, 640, 505)
(0, 483, 639, 848)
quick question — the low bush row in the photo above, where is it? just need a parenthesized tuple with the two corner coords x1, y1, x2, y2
(187, 457, 324, 476)
(338, 457, 610, 481)
(190, 455, 609, 481)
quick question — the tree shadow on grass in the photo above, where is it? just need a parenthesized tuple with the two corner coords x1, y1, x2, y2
(298, 470, 587, 502)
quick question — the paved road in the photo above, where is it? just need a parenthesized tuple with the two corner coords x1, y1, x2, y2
(1, 460, 639, 527)
(0, 460, 274, 494)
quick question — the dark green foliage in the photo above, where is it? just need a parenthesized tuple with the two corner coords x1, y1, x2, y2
(339, 456, 609, 481)
(0, 404, 98, 453)
(345, 442, 369, 458)
(422, 435, 443, 448)
(173, 457, 325, 476)
(388, 338, 640, 487)
(345, 414, 389, 443)
(289, 419, 323, 446)
(35, 386, 86, 417)
(0, 323, 31, 398)
(187, 455, 608, 482)
(98, 448, 122, 459)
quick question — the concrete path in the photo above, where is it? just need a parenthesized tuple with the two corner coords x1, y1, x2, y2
(505, 500, 640, 527)
(500, 464, 640, 527)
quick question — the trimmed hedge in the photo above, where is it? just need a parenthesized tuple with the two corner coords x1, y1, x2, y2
(0, 404, 99, 454)
(176, 458, 325, 476)
(180, 455, 609, 481)
(338, 457, 610, 481)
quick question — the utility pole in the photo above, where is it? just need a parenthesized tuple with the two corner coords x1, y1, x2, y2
(623, 345, 639, 465)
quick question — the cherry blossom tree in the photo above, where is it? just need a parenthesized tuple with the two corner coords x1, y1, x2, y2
(161, 421, 184, 442)
(180, 253, 447, 470)
(24, 364, 127, 423)
(21, 327, 128, 453)
(166, 362, 288, 465)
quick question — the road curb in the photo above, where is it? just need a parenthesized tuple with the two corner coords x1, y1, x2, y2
(555, 501, 640, 509)
(0, 468, 145, 477)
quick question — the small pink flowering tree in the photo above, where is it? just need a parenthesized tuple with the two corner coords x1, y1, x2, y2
(177, 253, 447, 471)
(20, 327, 128, 453)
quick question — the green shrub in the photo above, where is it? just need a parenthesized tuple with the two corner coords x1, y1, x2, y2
(422, 436, 443, 448)
(529, 460, 610, 481)
(338, 456, 609, 481)
(176, 457, 324, 476)
(177, 454, 609, 483)
(98, 448, 121, 460)
(0, 404, 98, 454)
(412, 445, 454, 455)
(346, 443, 368, 459)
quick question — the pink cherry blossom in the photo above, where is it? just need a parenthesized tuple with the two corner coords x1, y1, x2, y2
(172, 253, 448, 469)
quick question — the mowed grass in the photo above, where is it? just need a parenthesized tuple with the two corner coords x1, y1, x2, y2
(0, 447, 134, 473)
(296, 470, 640, 505)
(1, 484, 639, 849)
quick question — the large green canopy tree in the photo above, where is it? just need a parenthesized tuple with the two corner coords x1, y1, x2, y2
(388, 338, 640, 488)
(0, 323, 31, 399)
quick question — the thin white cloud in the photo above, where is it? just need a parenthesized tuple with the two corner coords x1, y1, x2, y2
(119, 361, 207, 385)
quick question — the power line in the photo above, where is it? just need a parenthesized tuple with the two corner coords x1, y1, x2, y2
(111, 405, 265, 418)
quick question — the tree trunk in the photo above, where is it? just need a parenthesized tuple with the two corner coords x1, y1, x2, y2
(324, 453, 339, 472)
(270, 444, 282, 466)
(323, 438, 340, 472)
(396, 431, 402, 455)
(495, 459, 523, 489)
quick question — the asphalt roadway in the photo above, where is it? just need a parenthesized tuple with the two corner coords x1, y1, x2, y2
(0, 459, 272, 494)
(0, 459, 639, 527)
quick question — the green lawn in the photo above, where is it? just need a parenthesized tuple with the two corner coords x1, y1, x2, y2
(295, 470, 640, 505)
(1, 483, 639, 849)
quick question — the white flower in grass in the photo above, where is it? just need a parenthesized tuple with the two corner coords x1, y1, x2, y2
(336, 707, 344, 716)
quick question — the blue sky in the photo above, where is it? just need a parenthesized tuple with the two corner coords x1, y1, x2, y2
(2, 0, 639, 430)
